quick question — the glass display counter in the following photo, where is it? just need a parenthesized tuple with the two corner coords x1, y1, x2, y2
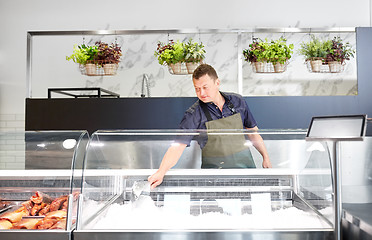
(74, 129, 335, 240)
(0, 131, 89, 240)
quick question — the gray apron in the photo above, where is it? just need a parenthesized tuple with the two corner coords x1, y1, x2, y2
(200, 97, 256, 169)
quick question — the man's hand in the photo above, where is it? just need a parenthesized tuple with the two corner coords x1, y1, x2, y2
(148, 171, 165, 189)
(246, 127, 272, 169)
(262, 157, 272, 168)
(148, 143, 187, 189)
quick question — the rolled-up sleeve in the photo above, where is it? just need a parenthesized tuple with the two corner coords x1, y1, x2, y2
(242, 100, 257, 128)
(177, 106, 203, 146)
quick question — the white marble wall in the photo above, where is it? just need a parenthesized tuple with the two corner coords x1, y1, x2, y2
(30, 31, 357, 98)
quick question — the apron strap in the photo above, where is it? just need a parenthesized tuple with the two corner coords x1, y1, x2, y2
(200, 101, 213, 121)
(220, 92, 237, 114)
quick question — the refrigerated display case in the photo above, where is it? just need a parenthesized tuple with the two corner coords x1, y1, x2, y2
(0, 131, 89, 240)
(74, 129, 335, 240)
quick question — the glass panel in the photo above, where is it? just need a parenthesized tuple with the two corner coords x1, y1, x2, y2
(0, 131, 89, 231)
(341, 136, 372, 204)
(297, 141, 333, 225)
(78, 129, 334, 231)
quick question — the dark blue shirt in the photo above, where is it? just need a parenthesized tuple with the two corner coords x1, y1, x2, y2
(178, 92, 257, 147)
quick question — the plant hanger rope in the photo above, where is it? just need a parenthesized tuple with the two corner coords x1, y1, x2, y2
(281, 29, 286, 40)
(198, 29, 202, 45)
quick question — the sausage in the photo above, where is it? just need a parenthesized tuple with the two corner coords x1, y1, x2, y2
(30, 191, 53, 204)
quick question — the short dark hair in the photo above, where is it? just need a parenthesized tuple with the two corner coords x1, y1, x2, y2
(192, 64, 218, 80)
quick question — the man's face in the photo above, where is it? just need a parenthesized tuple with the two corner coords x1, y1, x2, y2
(193, 74, 220, 103)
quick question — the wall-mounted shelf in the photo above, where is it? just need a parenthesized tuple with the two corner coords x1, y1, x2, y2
(27, 27, 356, 36)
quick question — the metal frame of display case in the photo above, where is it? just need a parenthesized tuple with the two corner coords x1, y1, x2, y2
(306, 115, 367, 240)
(0, 171, 74, 240)
(26, 27, 355, 98)
(74, 169, 334, 240)
(73, 128, 336, 240)
(0, 131, 89, 240)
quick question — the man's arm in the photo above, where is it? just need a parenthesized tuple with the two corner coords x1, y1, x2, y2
(246, 126, 272, 168)
(148, 143, 187, 189)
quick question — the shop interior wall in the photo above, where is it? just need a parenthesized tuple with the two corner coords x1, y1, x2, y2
(1, 0, 372, 129)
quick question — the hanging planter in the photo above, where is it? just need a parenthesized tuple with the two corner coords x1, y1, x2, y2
(300, 36, 332, 73)
(166, 62, 188, 75)
(327, 61, 344, 73)
(78, 61, 119, 76)
(186, 62, 200, 74)
(243, 38, 293, 73)
(252, 61, 266, 73)
(308, 58, 323, 72)
(310, 60, 322, 72)
(299, 35, 354, 73)
(103, 63, 119, 75)
(273, 62, 286, 73)
(155, 38, 205, 75)
(67, 41, 122, 76)
(84, 63, 97, 76)
(183, 38, 205, 74)
(324, 36, 354, 73)
(154, 40, 185, 75)
(250, 61, 289, 73)
(169, 62, 183, 74)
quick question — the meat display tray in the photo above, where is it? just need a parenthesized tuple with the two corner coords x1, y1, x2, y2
(0, 171, 77, 240)
(0, 131, 89, 240)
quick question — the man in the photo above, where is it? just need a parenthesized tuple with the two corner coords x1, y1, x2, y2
(148, 64, 271, 189)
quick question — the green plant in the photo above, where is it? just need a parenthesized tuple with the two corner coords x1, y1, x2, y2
(243, 38, 293, 64)
(298, 35, 331, 61)
(94, 41, 122, 64)
(66, 44, 98, 65)
(266, 38, 294, 64)
(183, 39, 206, 63)
(325, 36, 355, 64)
(242, 38, 268, 63)
(154, 40, 185, 65)
(67, 42, 122, 66)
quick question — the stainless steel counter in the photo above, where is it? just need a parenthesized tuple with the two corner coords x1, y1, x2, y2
(342, 203, 372, 240)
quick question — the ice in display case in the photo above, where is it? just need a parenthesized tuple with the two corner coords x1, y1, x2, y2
(0, 131, 89, 240)
(74, 129, 335, 240)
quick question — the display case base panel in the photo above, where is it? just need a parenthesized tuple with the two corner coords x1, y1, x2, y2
(74, 230, 333, 240)
(342, 203, 372, 240)
(0, 231, 71, 240)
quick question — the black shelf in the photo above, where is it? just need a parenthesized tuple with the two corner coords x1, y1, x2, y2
(47, 88, 120, 98)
